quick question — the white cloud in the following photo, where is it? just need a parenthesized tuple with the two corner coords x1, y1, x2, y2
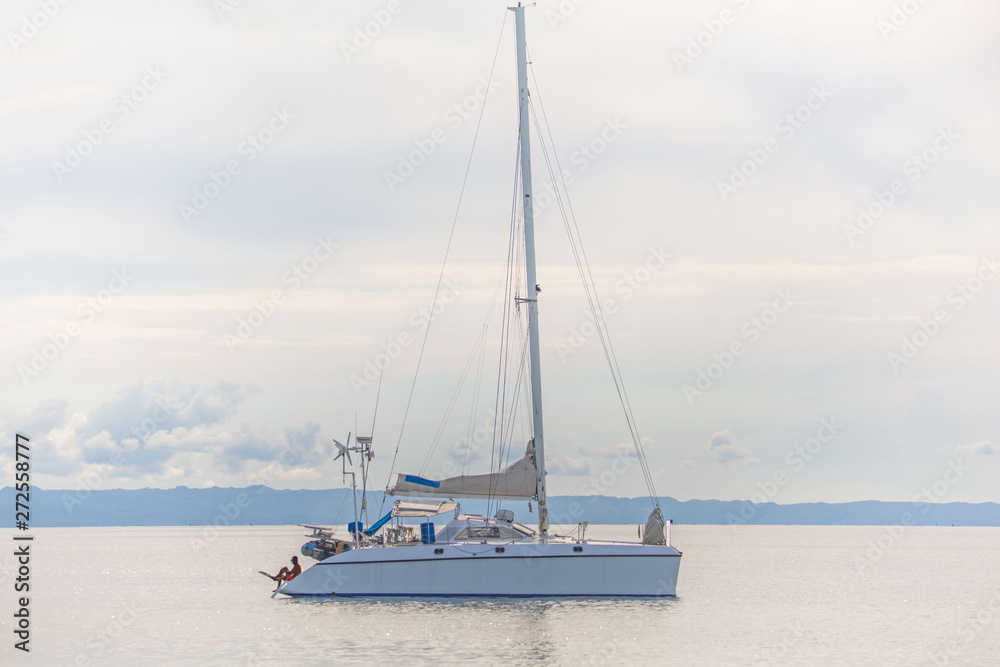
(953, 441, 996, 456)
(706, 430, 757, 468)
(0, 380, 334, 489)
(547, 454, 592, 477)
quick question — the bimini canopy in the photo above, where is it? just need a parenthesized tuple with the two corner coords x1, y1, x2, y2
(389, 443, 538, 500)
(391, 499, 458, 518)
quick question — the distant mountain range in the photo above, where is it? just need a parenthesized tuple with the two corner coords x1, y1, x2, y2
(3, 486, 999, 528)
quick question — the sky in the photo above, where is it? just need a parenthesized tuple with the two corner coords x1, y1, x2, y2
(1, 0, 998, 506)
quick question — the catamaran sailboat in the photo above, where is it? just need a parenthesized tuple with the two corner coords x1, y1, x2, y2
(277, 4, 681, 598)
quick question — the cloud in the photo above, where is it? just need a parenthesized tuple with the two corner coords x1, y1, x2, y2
(578, 440, 643, 459)
(16, 398, 69, 436)
(547, 454, 592, 476)
(953, 440, 996, 456)
(0, 380, 333, 488)
(81, 379, 257, 443)
(545, 438, 652, 477)
(707, 430, 757, 467)
(445, 437, 491, 468)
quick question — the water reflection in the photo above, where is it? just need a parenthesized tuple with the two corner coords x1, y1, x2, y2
(283, 595, 680, 663)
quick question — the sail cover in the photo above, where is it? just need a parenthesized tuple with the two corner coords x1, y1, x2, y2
(389, 444, 538, 500)
(642, 506, 666, 545)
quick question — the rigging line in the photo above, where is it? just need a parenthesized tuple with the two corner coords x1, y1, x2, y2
(381, 11, 510, 510)
(488, 194, 519, 515)
(492, 310, 519, 516)
(496, 122, 528, 488)
(500, 330, 530, 469)
(500, 243, 529, 470)
(497, 329, 522, 469)
(361, 338, 387, 527)
(369, 337, 387, 440)
(499, 166, 529, 476)
(418, 255, 509, 477)
(501, 314, 528, 457)
(527, 64, 660, 504)
(490, 116, 524, 485)
(497, 296, 519, 470)
(515, 319, 531, 455)
(436, 245, 513, 477)
(418, 324, 488, 475)
(464, 328, 489, 476)
(487, 134, 523, 515)
(532, 116, 657, 505)
(503, 304, 528, 466)
(462, 270, 509, 475)
(330, 489, 351, 529)
(458, 271, 509, 478)
(459, 246, 515, 476)
(535, 111, 661, 509)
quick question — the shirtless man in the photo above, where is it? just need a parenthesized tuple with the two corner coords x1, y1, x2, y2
(261, 556, 301, 584)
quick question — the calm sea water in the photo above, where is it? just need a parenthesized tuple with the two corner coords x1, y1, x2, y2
(1, 525, 997, 665)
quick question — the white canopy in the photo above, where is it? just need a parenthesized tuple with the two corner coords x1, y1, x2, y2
(392, 499, 458, 518)
(389, 444, 538, 500)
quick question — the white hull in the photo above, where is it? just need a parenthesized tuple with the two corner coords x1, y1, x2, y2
(278, 541, 681, 597)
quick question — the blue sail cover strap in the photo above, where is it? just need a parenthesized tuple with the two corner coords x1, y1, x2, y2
(364, 510, 393, 536)
(403, 475, 441, 488)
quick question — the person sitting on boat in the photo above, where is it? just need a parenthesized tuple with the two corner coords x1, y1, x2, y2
(270, 556, 301, 583)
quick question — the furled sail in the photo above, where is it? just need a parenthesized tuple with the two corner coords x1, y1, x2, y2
(389, 442, 538, 500)
(642, 506, 666, 545)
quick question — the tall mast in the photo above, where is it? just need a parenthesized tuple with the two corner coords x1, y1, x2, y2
(510, 3, 548, 537)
